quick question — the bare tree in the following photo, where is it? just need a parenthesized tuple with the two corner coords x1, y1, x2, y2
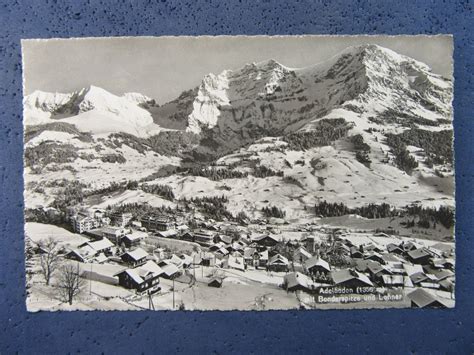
(37, 237, 61, 286)
(57, 263, 84, 305)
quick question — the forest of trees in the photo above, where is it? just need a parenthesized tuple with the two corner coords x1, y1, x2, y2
(385, 134, 419, 174)
(314, 200, 454, 229)
(261, 205, 286, 218)
(283, 118, 352, 150)
(183, 166, 248, 181)
(182, 195, 234, 221)
(351, 134, 372, 167)
(253, 165, 284, 178)
(389, 129, 453, 165)
(141, 184, 175, 201)
(24, 142, 79, 168)
(405, 204, 454, 229)
(314, 200, 396, 219)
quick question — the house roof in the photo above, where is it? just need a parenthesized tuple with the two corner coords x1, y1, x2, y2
(331, 269, 373, 287)
(268, 254, 289, 266)
(431, 242, 453, 255)
(403, 264, 424, 276)
(225, 255, 245, 271)
(304, 256, 330, 272)
(433, 269, 454, 281)
(157, 230, 178, 238)
(284, 272, 314, 290)
(116, 261, 163, 284)
(407, 289, 449, 308)
(295, 247, 312, 259)
(123, 248, 148, 261)
(123, 231, 147, 241)
(252, 234, 278, 243)
(161, 263, 180, 277)
(84, 238, 114, 252)
(407, 248, 431, 260)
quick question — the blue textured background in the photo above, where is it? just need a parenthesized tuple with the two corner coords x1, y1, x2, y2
(1, 1, 473, 353)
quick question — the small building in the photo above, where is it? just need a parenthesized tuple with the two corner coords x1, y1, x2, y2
(331, 269, 373, 289)
(223, 255, 246, 272)
(283, 272, 315, 292)
(407, 289, 449, 309)
(155, 230, 178, 239)
(267, 254, 289, 272)
(121, 231, 147, 248)
(304, 256, 331, 275)
(114, 260, 163, 293)
(102, 226, 127, 245)
(208, 277, 223, 288)
(252, 235, 279, 247)
(159, 262, 181, 279)
(386, 243, 404, 255)
(293, 247, 313, 264)
(121, 248, 148, 267)
(407, 248, 431, 265)
(214, 234, 233, 245)
(350, 246, 363, 259)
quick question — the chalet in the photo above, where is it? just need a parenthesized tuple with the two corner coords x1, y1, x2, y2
(214, 234, 233, 245)
(293, 247, 313, 264)
(110, 212, 133, 228)
(65, 249, 95, 263)
(223, 255, 246, 272)
(407, 248, 431, 265)
(159, 263, 181, 279)
(304, 256, 331, 275)
(252, 235, 279, 247)
(114, 260, 163, 293)
(439, 278, 454, 292)
(400, 241, 418, 253)
(208, 277, 223, 288)
(331, 269, 373, 289)
(386, 243, 404, 255)
(283, 272, 315, 292)
(407, 289, 449, 309)
(430, 242, 454, 257)
(102, 226, 127, 245)
(410, 272, 429, 285)
(267, 254, 289, 272)
(70, 238, 115, 262)
(364, 251, 386, 265)
(121, 231, 147, 248)
(350, 246, 363, 259)
(121, 248, 148, 267)
(169, 254, 186, 268)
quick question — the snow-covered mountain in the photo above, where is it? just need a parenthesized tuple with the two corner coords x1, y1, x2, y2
(150, 44, 452, 150)
(24, 85, 158, 136)
(23, 44, 454, 214)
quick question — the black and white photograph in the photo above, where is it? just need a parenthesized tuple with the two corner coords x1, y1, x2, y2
(22, 35, 455, 311)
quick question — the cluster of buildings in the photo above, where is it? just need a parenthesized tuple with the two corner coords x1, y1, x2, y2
(65, 209, 454, 308)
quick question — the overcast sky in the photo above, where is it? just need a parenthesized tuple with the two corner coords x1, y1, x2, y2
(22, 35, 452, 104)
